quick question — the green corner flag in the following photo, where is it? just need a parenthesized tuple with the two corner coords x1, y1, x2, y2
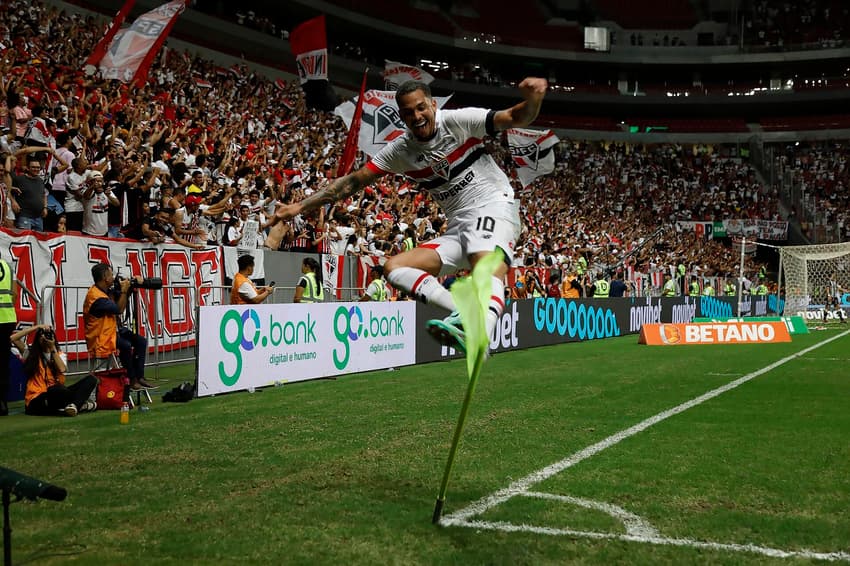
(433, 250, 503, 523)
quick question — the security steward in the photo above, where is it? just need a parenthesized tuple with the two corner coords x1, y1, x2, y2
(294, 257, 324, 303)
(592, 272, 610, 298)
(361, 265, 389, 302)
(688, 276, 701, 297)
(0, 252, 18, 416)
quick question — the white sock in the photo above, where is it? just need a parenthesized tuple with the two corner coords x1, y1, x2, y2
(387, 266, 456, 312)
(485, 276, 506, 338)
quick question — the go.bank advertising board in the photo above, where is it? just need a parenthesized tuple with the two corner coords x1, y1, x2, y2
(197, 302, 417, 396)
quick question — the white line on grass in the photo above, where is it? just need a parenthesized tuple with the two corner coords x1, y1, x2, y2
(522, 491, 660, 538)
(443, 520, 850, 562)
(440, 329, 850, 561)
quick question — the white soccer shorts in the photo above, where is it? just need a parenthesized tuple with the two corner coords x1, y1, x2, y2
(425, 200, 521, 275)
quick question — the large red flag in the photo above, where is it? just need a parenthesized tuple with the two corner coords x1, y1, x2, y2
(290, 15, 328, 85)
(97, 0, 188, 85)
(84, 0, 136, 74)
(337, 68, 368, 177)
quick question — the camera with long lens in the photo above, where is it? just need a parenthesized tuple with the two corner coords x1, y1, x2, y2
(114, 276, 164, 293)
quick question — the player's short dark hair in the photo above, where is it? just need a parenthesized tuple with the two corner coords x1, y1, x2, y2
(395, 80, 431, 103)
(237, 254, 255, 271)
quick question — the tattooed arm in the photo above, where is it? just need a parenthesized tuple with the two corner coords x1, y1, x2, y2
(274, 165, 381, 221)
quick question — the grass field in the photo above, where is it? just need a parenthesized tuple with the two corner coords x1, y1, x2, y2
(2, 328, 850, 565)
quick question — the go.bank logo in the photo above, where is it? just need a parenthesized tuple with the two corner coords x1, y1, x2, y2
(533, 298, 620, 340)
(333, 305, 405, 370)
(218, 308, 317, 386)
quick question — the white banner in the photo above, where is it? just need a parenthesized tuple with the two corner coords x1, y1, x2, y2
(197, 301, 417, 395)
(506, 128, 559, 187)
(334, 90, 452, 157)
(675, 219, 788, 241)
(98, 0, 186, 83)
(383, 60, 434, 90)
(674, 221, 714, 240)
(0, 229, 222, 354)
(221, 246, 265, 280)
(321, 254, 345, 299)
(723, 219, 788, 241)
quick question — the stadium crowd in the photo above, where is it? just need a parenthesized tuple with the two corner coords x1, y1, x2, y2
(0, 0, 828, 295)
(774, 140, 850, 243)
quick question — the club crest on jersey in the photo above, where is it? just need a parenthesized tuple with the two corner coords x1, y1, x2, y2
(509, 143, 540, 170)
(432, 158, 451, 180)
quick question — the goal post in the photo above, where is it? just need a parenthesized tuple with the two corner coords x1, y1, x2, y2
(779, 242, 850, 318)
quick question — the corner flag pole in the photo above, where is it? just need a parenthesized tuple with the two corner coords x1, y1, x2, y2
(432, 348, 486, 524)
(738, 237, 746, 317)
(431, 250, 503, 524)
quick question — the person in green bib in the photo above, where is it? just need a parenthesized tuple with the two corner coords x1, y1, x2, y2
(401, 227, 417, 253)
(688, 276, 701, 297)
(592, 272, 610, 298)
(294, 257, 324, 303)
(724, 279, 737, 296)
(662, 273, 677, 297)
(360, 265, 389, 302)
(677, 262, 687, 296)
(0, 252, 18, 417)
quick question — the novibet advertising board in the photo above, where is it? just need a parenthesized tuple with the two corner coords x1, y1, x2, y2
(198, 302, 417, 396)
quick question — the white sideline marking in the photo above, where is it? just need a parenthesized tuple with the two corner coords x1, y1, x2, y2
(441, 520, 850, 562)
(441, 329, 850, 560)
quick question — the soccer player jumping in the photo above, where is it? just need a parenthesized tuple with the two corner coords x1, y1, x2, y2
(274, 77, 548, 353)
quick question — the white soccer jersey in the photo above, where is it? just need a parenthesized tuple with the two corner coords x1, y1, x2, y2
(367, 107, 514, 220)
(82, 192, 109, 236)
(177, 207, 202, 244)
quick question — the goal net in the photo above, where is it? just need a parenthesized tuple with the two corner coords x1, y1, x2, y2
(780, 242, 850, 318)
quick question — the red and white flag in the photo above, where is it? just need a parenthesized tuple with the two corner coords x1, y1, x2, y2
(506, 128, 559, 187)
(383, 60, 434, 90)
(337, 69, 368, 177)
(632, 272, 645, 296)
(195, 77, 212, 89)
(334, 90, 451, 157)
(274, 78, 287, 91)
(290, 15, 328, 85)
(322, 254, 345, 299)
(357, 256, 383, 294)
(650, 270, 665, 289)
(97, 0, 188, 85)
(84, 0, 136, 74)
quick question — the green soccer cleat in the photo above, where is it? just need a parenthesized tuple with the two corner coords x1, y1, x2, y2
(426, 316, 466, 354)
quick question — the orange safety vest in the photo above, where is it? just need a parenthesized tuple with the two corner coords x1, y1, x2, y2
(25, 354, 65, 406)
(230, 272, 257, 305)
(83, 285, 117, 358)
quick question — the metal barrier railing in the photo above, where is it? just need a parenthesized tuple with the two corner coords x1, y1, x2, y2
(38, 284, 210, 380)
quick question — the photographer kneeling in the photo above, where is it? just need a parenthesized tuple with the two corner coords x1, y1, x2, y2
(14, 325, 97, 416)
(83, 263, 153, 391)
